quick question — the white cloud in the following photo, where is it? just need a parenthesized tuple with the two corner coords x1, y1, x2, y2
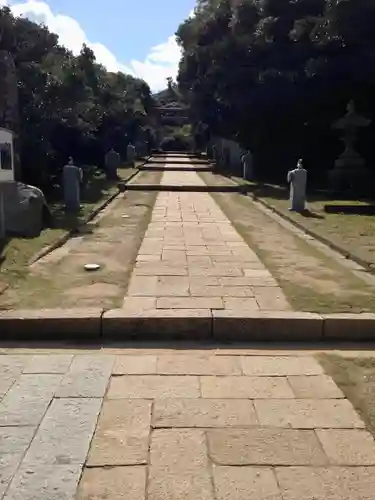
(2, 0, 183, 91)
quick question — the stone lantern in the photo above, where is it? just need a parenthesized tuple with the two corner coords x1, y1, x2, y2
(329, 100, 371, 192)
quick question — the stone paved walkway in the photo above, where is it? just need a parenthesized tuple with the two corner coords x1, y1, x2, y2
(1, 350, 375, 499)
(124, 165, 290, 312)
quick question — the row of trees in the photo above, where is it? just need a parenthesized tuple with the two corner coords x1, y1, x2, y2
(0, 6, 155, 191)
(176, 0, 375, 183)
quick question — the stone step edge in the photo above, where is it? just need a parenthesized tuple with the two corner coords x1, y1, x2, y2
(124, 184, 250, 192)
(140, 167, 213, 172)
(1, 309, 375, 342)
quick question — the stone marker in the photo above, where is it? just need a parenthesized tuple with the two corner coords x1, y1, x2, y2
(206, 141, 213, 159)
(105, 148, 120, 180)
(63, 157, 82, 212)
(287, 158, 307, 212)
(127, 144, 136, 165)
(241, 150, 254, 181)
(212, 145, 218, 164)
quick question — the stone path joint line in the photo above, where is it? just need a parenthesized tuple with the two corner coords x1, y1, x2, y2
(1, 352, 375, 500)
(124, 164, 290, 313)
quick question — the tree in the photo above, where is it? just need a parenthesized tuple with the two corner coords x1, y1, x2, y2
(176, 0, 375, 183)
(0, 6, 156, 189)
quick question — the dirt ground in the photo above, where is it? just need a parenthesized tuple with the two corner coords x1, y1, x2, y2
(0, 171, 162, 310)
(319, 354, 375, 438)
(201, 171, 375, 313)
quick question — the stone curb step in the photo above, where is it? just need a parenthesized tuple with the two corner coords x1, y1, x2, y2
(148, 160, 210, 164)
(140, 167, 213, 172)
(1, 309, 375, 342)
(124, 184, 250, 193)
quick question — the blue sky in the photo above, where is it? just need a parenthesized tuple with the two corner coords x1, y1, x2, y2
(1, 0, 196, 90)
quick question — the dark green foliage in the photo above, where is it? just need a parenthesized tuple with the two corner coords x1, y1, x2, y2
(160, 134, 191, 151)
(0, 6, 155, 191)
(176, 0, 375, 185)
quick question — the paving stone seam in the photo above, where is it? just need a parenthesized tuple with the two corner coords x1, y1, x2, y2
(0, 393, 55, 498)
(203, 429, 218, 500)
(81, 398, 105, 473)
(145, 415, 154, 499)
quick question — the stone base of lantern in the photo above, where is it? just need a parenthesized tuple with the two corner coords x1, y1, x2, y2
(329, 152, 370, 193)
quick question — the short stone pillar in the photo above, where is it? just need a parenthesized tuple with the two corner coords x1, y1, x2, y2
(127, 144, 136, 165)
(241, 151, 254, 181)
(212, 145, 218, 169)
(63, 158, 82, 212)
(223, 146, 230, 167)
(105, 149, 120, 180)
(287, 159, 307, 212)
(206, 142, 213, 159)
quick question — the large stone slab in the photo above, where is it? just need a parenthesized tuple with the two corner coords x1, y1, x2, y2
(156, 297, 223, 309)
(254, 399, 365, 428)
(0, 355, 27, 374)
(200, 376, 294, 399)
(316, 429, 375, 465)
(76, 467, 146, 500)
(223, 298, 259, 310)
(127, 276, 158, 296)
(156, 355, 241, 375)
(56, 355, 114, 398)
(0, 376, 17, 400)
(23, 355, 73, 374)
(0, 356, 27, 399)
(189, 266, 243, 277)
(134, 263, 188, 276)
(288, 375, 344, 399)
(241, 356, 324, 376)
(276, 466, 375, 500)
(3, 463, 82, 500)
(107, 375, 200, 399)
(113, 355, 157, 374)
(153, 399, 258, 428)
(148, 429, 214, 500)
(23, 398, 102, 465)
(0, 374, 62, 426)
(213, 466, 282, 500)
(87, 400, 151, 466)
(189, 285, 254, 298)
(0, 427, 36, 497)
(207, 428, 328, 466)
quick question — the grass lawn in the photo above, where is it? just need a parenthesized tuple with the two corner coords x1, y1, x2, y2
(319, 354, 375, 438)
(241, 181, 375, 267)
(200, 170, 375, 313)
(0, 163, 141, 294)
